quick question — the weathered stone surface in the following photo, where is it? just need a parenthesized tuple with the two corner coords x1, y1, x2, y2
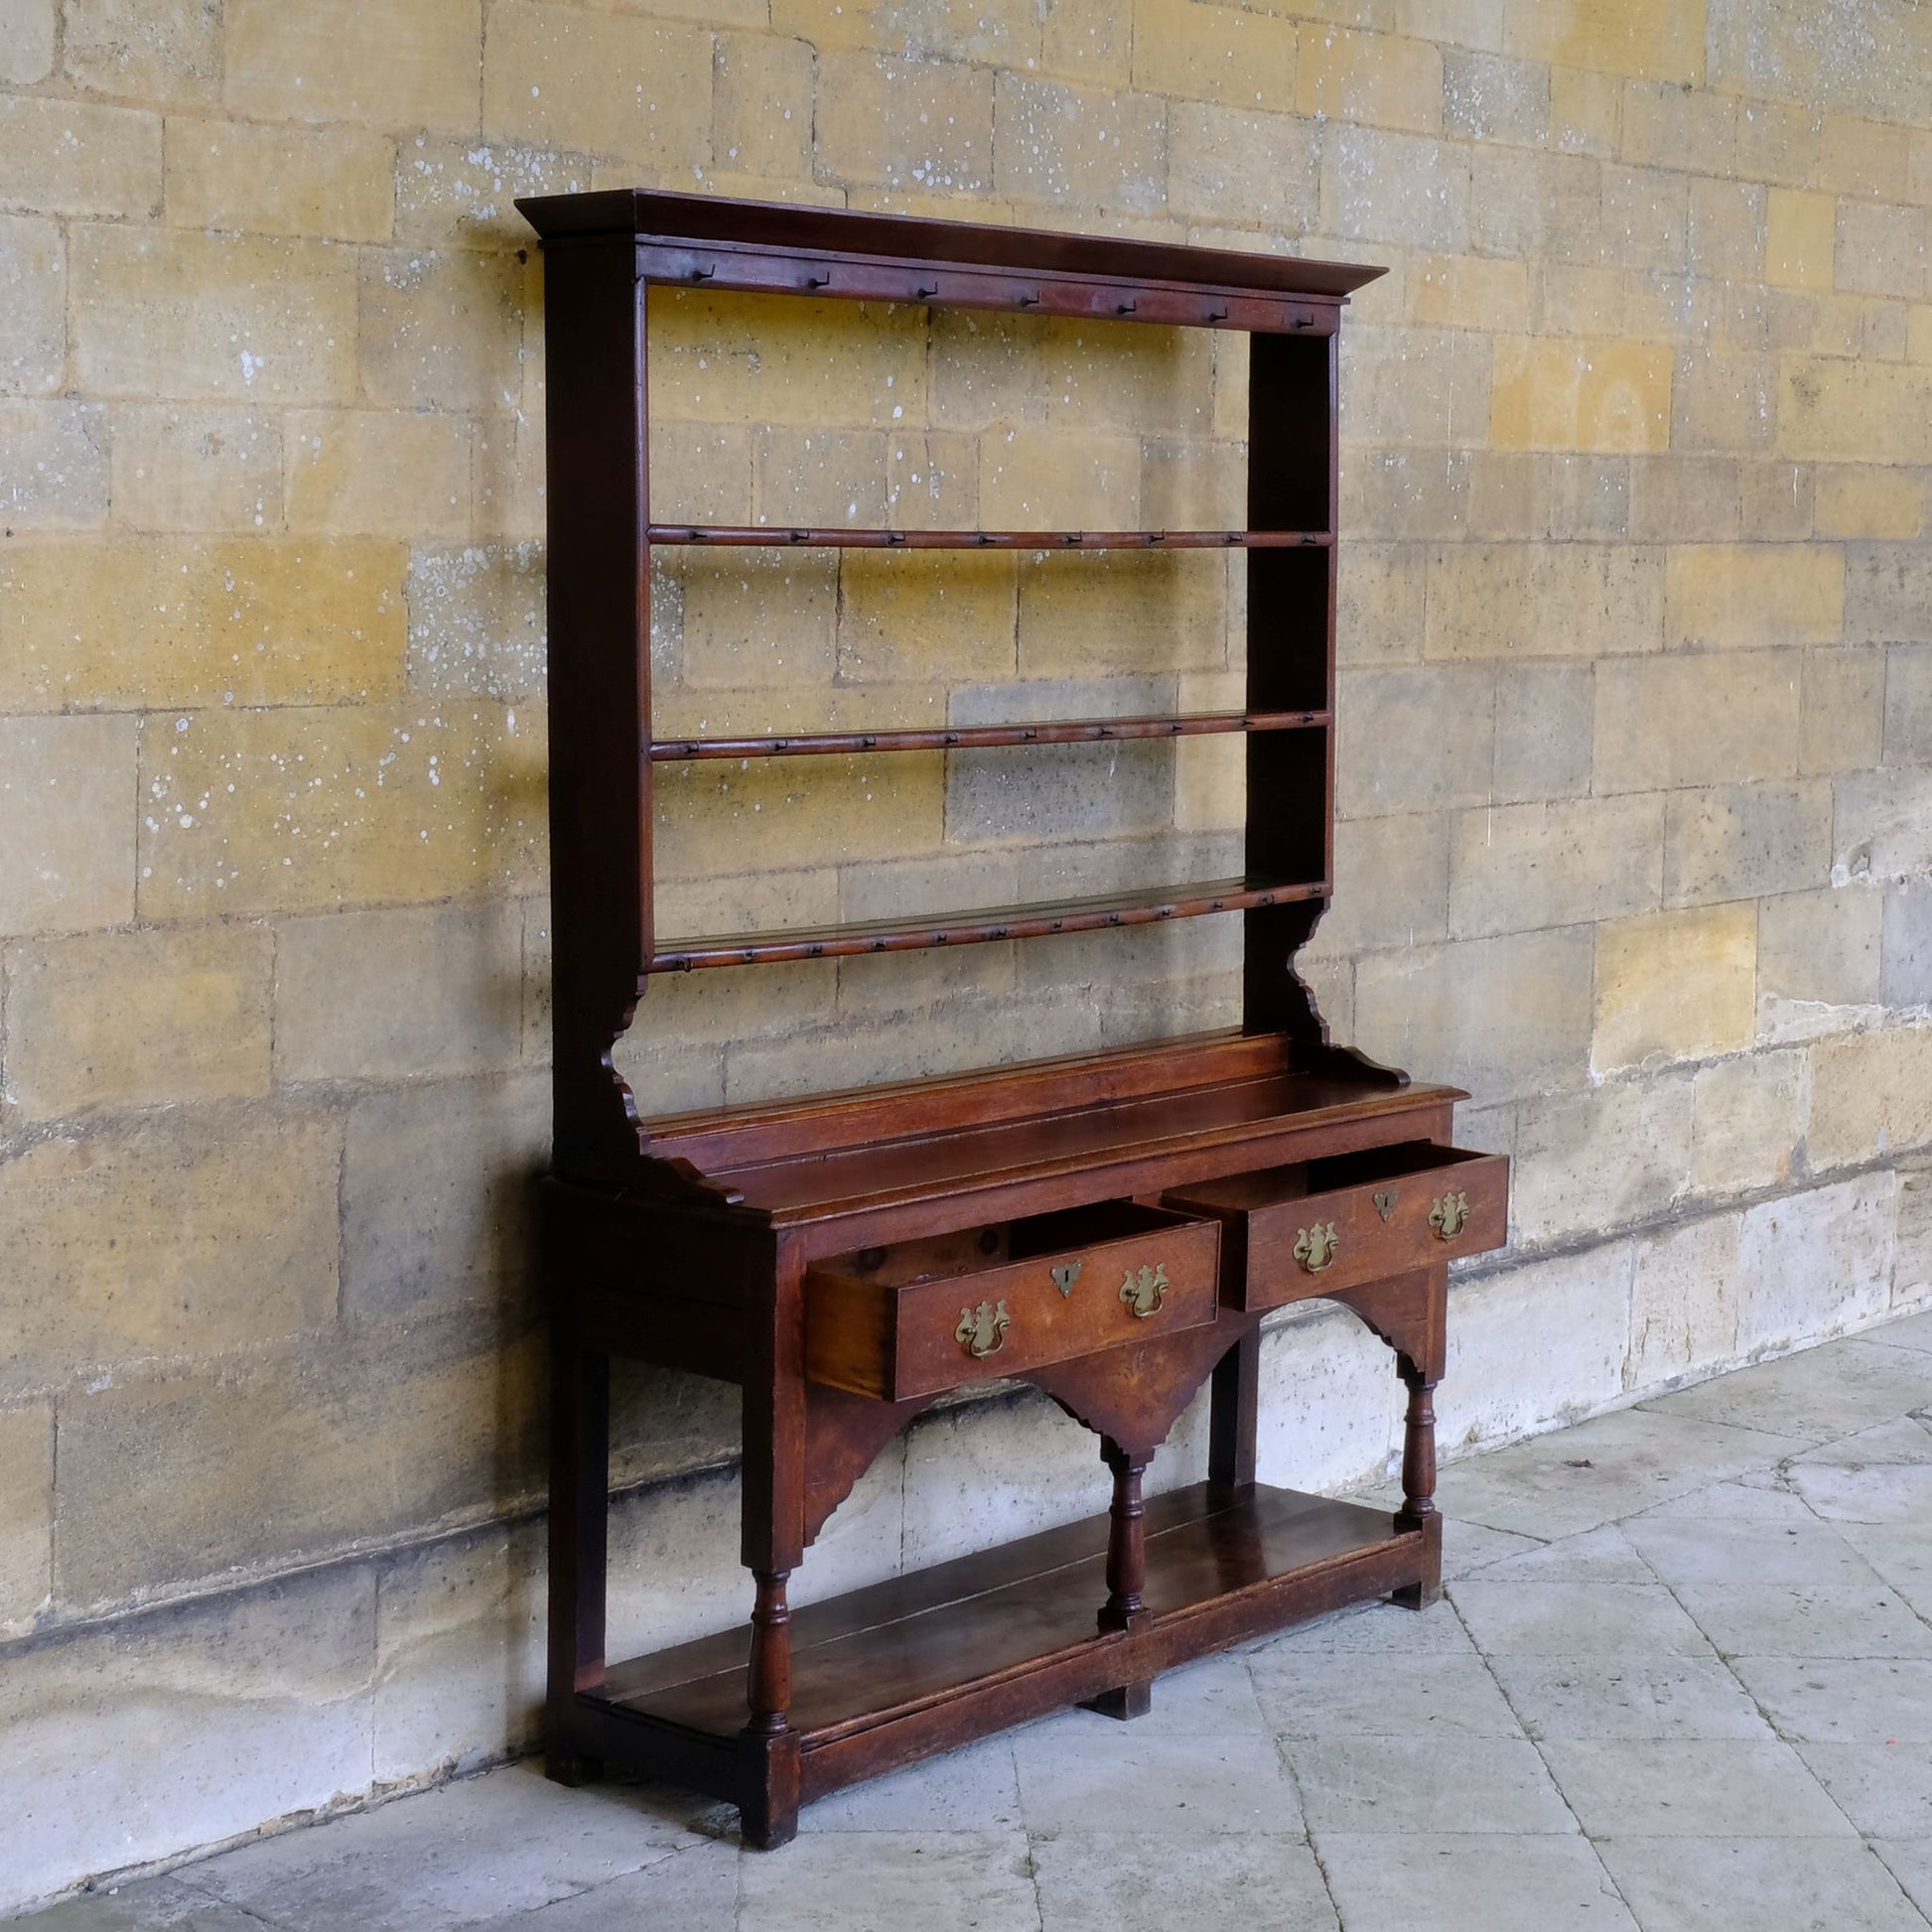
(4, 925, 272, 1117)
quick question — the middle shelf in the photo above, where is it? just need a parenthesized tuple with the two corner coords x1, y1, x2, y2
(648, 874, 1327, 972)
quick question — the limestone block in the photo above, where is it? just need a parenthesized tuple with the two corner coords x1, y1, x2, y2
(1736, 1171, 1898, 1356)
(70, 227, 357, 404)
(1663, 544, 1843, 649)
(1336, 664, 1495, 817)
(1593, 651, 1801, 792)
(901, 1388, 1111, 1570)
(814, 51, 993, 195)
(1688, 180, 1767, 284)
(1426, 542, 1663, 657)
(1599, 164, 1689, 273)
(167, 120, 392, 244)
(0, 94, 161, 219)
(394, 140, 591, 251)
(1336, 541, 1426, 665)
(1410, 252, 1534, 333)
(405, 542, 545, 699)
(1663, 778, 1833, 907)
(1344, 324, 1491, 448)
(54, 1321, 544, 1606)
(3, 924, 272, 1116)
(1758, 886, 1882, 1034)
(0, 1402, 53, 1636)
(1621, 79, 1734, 177)
(649, 287, 926, 429)
(980, 424, 1142, 528)
(713, 34, 813, 183)
(1439, 1245, 1632, 1452)
(111, 404, 282, 533)
(1837, 202, 1928, 301)
(1882, 883, 1932, 1010)
(357, 248, 522, 415)
(994, 74, 1168, 214)
(1449, 793, 1664, 938)
(1510, 1071, 1695, 1247)
(1800, 644, 1884, 776)
(1816, 469, 1924, 542)
(1353, 924, 1593, 1101)
(0, 714, 136, 936)
(1627, 1212, 1742, 1391)
(1130, 0, 1300, 109)
(1442, 51, 1550, 145)
(1835, 770, 1932, 887)
(0, 0, 53, 84)
(0, 1112, 339, 1395)
(1850, 544, 1932, 648)
(1492, 662, 1593, 803)
(0, 536, 405, 712)
(0, 214, 63, 397)
(226, 0, 481, 133)
(1297, 27, 1442, 134)
(0, 400, 108, 530)
(1330, 125, 1472, 252)
(1168, 102, 1319, 230)
(1765, 189, 1835, 292)
(0, 1566, 375, 1914)
(1253, 1307, 1401, 1495)
(1691, 1048, 1805, 1196)
(372, 1523, 542, 1783)
(1503, 0, 1704, 84)
(1779, 359, 1932, 466)
(135, 703, 545, 919)
(1490, 338, 1672, 454)
(1315, 811, 1450, 955)
(1549, 62, 1620, 157)
(341, 1071, 548, 1322)
(1592, 904, 1757, 1076)
(1469, 147, 1601, 263)
(276, 901, 524, 1084)
(1017, 549, 1226, 679)
(1807, 1023, 1932, 1172)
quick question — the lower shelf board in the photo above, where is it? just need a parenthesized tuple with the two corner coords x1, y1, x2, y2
(591, 1481, 1420, 1769)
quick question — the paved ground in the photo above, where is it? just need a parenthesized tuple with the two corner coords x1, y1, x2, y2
(23, 1311, 1932, 1931)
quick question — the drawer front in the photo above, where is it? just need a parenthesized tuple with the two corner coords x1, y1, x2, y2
(806, 1212, 1220, 1402)
(1167, 1148, 1507, 1313)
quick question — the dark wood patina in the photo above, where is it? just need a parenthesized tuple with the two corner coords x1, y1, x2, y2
(519, 188, 1508, 1847)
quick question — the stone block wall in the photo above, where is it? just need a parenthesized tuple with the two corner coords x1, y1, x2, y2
(2, 0, 1930, 1907)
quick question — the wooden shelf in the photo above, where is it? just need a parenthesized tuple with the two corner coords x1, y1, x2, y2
(648, 875, 1325, 973)
(648, 709, 1329, 761)
(589, 1482, 1420, 1787)
(649, 524, 1332, 550)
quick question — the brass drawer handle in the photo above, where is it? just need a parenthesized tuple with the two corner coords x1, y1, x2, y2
(1119, 1263, 1169, 1318)
(1429, 1191, 1470, 1241)
(955, 1299, 1010, 1359)
(1294, 1222, 1338, 1274)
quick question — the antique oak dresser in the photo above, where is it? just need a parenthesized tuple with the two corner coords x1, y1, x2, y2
(517, 189, 1509, 1847)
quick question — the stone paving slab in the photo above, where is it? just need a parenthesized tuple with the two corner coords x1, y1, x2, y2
(19, 1317, 1932, 1931)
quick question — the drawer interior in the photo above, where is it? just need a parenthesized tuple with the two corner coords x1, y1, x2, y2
(1173, 1141, 1489, 1214)
(824, 1200, 1198, 1287)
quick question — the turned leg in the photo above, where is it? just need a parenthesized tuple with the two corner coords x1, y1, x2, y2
(1390, 1355, 1443, 1609)
(1085, 1436, 1155, 1720)
(545, 1324, 609, 1786)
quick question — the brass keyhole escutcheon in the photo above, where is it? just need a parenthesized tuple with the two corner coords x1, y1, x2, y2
(1050, 1261, 1082, 1298)
(1429, 1191, 1470, 1241)
(1119, 1263, 1169, 1318)
(1294, 1222, 1338, 1274)
(955, 1299, 1010, 1359)
(1372, 1189, 1397, 1222)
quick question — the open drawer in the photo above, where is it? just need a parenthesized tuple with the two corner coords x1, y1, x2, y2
(804, 1201, 1220, 1402)
(1164, 1142, 1507, 1312)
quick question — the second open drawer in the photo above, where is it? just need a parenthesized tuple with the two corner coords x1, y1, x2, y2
(1164, 1141, 1507, 1312)
(804, 1201, 1220, 1402)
